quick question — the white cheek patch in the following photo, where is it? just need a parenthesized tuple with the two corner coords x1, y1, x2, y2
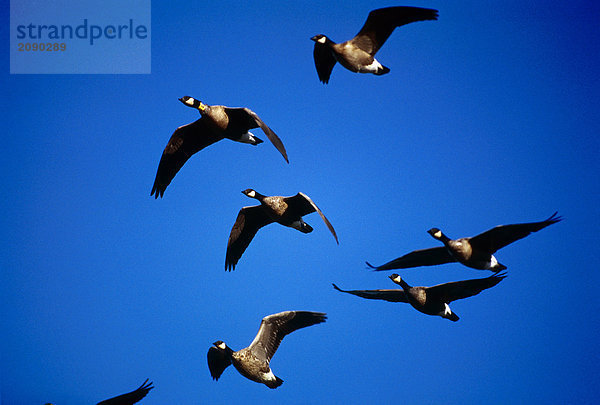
(247, 190, 256, 198)
(184, 97, 196, 106)
(392, 276, 401, 284)
(317, 36, 326, 44)
(218, 342, 226, 350)
(434, 230, 442, 238)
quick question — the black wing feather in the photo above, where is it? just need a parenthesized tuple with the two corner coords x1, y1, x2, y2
(284, 193, 339, 244)
(332, 283, 408, 303)
(427, 272, 507, 303)
(225, 107, 289, 163)
(151, 119, 222, 198)
(207, 347, 232, 381)
(468, 212, 562, 254)
(225, 206, 274, 271)
(351, 6, 439, 55)
(96, 379, 154, 405)
(312, 43, 337, 84)
(366, 246, 455, 271)
(248, 311, 327, 363)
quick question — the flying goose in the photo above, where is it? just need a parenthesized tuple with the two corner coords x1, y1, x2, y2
(151, 96, 288, 198)
(207, 311, 327, 388)
(333, 272, 506, 321)
(367, 212, 561, 272)
(311, 6, 438, 83)
(95, 379, 154, 405)
(225, 189, 338, 271)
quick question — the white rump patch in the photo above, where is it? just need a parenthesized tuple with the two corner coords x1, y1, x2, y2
(290, 220, 304, 231)
(239, 131, 256, 144)
(362, 58, 384, 73)
(485, 255, 499, 270)
(262, 369, 277, 381)
(438, 303, 453, 318)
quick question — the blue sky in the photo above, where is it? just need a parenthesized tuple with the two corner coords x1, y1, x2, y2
(2, 1, 599, 404)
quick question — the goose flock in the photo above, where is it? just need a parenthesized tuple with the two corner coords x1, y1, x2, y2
(69, 5, 562, 402)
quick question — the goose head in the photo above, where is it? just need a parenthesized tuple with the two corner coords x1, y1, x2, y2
(242, 189, 258, 199)
(427, 228, 444, 240)
(311, 34, 329, 44)
(212, 340, 228, 351)
(389, 274, 410, 290)
(179, 96, 209, 112)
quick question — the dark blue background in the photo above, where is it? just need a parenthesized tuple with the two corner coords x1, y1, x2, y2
(2, 1, 599, 403)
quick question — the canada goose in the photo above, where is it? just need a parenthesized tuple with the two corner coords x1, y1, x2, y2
(367, 212, 561, 272)
(333, 272, 506, 321)
(311, 6, 438, 83)
(207, 311, 327, 388)
(151, 96, 288, 198)
(225, 189, 338, 271)
(95, 379, 154, 405)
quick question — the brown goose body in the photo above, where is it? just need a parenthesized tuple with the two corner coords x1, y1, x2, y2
(230, 347, 275, 387)
(329, 42, 378, 73)
(391, 275, 459, 321)
(443, 236, 497, 270)
(260, 196, 295, 224)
